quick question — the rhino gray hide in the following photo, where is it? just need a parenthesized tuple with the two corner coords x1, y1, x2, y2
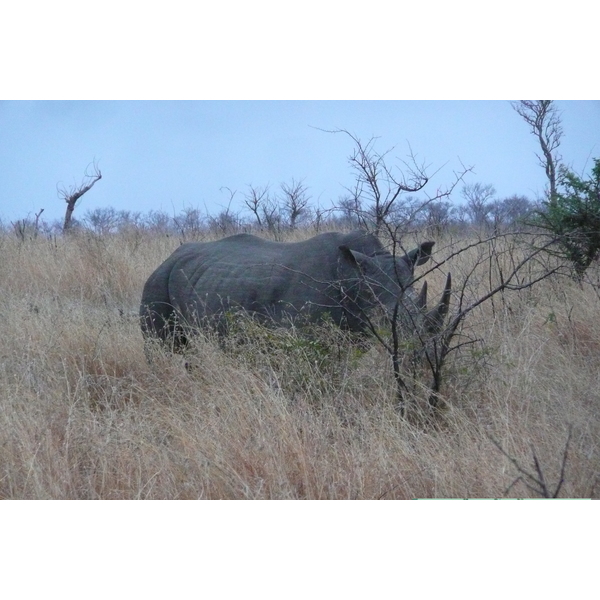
(140, 230, 451, 350)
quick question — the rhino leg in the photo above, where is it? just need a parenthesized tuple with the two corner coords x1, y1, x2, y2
(141, 302, 189, 358)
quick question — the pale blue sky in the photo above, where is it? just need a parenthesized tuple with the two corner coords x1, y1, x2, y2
(1, 100, 598, 225)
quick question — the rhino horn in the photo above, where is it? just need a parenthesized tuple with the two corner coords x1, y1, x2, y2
(425, 273, 451, 333)
(417, 280, 428, 311)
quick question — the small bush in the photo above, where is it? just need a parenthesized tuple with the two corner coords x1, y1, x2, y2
(536, 158, 600, 277)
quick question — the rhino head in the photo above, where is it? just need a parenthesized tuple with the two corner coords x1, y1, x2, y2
(337, 240, 451, 339)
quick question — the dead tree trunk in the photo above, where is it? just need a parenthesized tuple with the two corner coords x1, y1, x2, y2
(59, 162, 102, 232)
(511, 101, 562, 206)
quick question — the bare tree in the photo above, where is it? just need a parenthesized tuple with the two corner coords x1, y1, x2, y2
(327, 129, 472, 235)
(279, 179, 310, 230)
(243, 184, 290, 238)
(511, 101, 563, 204)
(422, 200, 452, 236)
(84, 206, 119, 235)
(325, 130, 431, 233)
(243, 184, 270, 229)
(144, 210, 173, 234)
(418, 232, 562, 410)
(461, 183, 496, 227)
(58, 161, 102, 232)
(172, 206, 205, 241)
(243, 181, 312, 234)
(489, 195, 535, 231)
(208, 210, 243, 235)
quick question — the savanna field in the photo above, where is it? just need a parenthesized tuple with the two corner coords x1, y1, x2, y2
(1, 226, 599, 499)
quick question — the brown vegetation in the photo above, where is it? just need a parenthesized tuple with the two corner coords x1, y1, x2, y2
(1, 227, 598, 499)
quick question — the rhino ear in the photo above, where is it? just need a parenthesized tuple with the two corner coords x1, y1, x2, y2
(404, 241, 435, 268)
(339, 245, 372, 271)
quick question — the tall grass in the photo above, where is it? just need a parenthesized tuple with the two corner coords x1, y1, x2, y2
(1, 229, 598, 498)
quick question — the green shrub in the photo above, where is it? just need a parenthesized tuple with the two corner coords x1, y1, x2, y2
(536, 158, 600, 277)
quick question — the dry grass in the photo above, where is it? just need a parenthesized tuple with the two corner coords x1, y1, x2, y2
(1, 229, 599, 499)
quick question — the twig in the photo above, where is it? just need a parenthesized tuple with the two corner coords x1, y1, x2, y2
(488, 426, 573, 498)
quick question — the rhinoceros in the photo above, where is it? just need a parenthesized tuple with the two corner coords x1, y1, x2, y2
(140, 230, 451, 350)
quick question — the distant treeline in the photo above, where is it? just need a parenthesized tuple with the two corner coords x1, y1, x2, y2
(3, 182, 537, 242)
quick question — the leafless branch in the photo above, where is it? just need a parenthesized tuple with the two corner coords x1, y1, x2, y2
(325, 129, 431, 233)
(488, 426, 573, 498)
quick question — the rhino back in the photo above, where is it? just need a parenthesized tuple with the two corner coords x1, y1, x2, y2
(168, 233, 347, 322)
(142, 231, 388, 330)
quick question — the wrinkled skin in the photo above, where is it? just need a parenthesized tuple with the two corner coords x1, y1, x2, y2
(140, 230, 450, 350)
